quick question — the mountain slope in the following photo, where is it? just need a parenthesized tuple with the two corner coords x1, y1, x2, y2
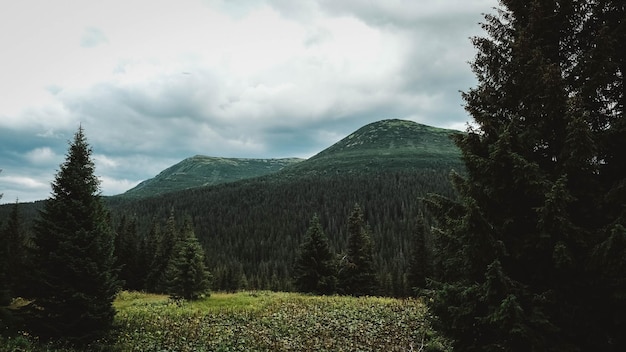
(105, 119, 465, 295)
(283, 119, 462, 175)
(3, 118, 466, 296)
(121, 156, 303, 198)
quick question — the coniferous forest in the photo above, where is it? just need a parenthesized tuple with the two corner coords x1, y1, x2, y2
(1, 0, 624, 350)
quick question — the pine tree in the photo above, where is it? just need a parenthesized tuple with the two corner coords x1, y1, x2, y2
(407, 216, 427, 295)
(165, 219, 211, 300)
(338, 204, 376, 296)
(293, 214, 337, 295)
(3, 200, 33, 298)
(146, 209, 181, 293)
(115, 215, 142, 290)
(426, 1, 625, 351)
(32, 126, 121, 344)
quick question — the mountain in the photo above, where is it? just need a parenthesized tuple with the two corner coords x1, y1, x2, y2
(121, 156, 303, 198)
(117, 119, 461, 199)
(284, 119, 462, 175)
(2, 119, 465, 296)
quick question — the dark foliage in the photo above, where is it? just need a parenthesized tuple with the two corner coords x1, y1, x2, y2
(426, 1, 626, 351)
(293, 214, 338, 295)
(145, 209, 185, 293)
(31, 126, 121, 345)
(165, 219, 212, 300)
(2, 120, 464, 298)
(407, 215, 428, 294)
(1, 201, 34, 299)
(108, 168, 459, 296)
(338, 204, 377, 296)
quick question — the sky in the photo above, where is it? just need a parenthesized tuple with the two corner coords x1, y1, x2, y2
(0, 0, 498, 204)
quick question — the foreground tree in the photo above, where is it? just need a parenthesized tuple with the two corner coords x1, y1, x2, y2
(32, 126, 121, 344)
(407, 216, 428, 294)
(146, 209, 182, 293)
(339, 204, 376, 296)
(427, 1, 625, 351)
(3, 201, 33, 298)
(165, 218, 211, 300)
(293, 214, 337, 295)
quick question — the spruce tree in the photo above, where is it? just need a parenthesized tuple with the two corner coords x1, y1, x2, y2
(338, 204, 376, 296)
(146, 209, 181, 293)
(3, 200, 33, 298)
(426, 1, 625, 351)
(293, 214, 337, 295)
(165, 219, 211, 300)
(407, 216, 427, 294)
(32, 126, 121, 344)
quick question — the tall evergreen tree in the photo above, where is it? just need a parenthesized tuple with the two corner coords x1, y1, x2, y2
(3, 200, 33, 298)
(115, 215, 143, 290)
(32, 126, 121, 344)
(293, 214, 337, 295)
(407, 215, 428, 294)
(165, 218, 211, 300)
(338, 204, 376, 296)
(426, 1, 625, 351)
(146, 209, 181, 293)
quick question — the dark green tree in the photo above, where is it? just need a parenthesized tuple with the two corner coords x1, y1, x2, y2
(165, 219, 211, 300)
(32, 126, 121, 344)
(338, 204, 376, 296)
(426, 1, 625, 351)
(407, 215, 428, 294)
(114, 215, 143, 290)
(3, 200, 33, 298)
(146, 209, 181, 293)
(293, 214, 337, 295)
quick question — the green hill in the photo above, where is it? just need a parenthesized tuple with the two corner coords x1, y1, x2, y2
(121, 156, 303, 198)
(2, 119, 465, 296)
(283, 119, 462, 175)
(104, 119, 464, 295)
(118, 119, 462, 198)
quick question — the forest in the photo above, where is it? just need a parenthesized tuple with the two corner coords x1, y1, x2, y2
(106, 167, 458, 296)
(1, 0, 625, 350)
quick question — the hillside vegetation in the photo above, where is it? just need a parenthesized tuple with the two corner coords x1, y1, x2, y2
(1, 119, 463, 296)
(105, 119, 464, 295)
(121, 156, 303, 198)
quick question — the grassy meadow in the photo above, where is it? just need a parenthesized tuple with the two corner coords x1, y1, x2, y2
(1, 291, 450, 351)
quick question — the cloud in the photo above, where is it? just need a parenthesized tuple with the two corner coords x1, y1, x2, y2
(0, 0, 499, 203)
(25, 147, 61, 165)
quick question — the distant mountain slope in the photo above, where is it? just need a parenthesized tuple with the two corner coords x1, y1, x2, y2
(121, 156, 303, 198)
(3, 118, 466, 296)
(284, 119, 462, 175)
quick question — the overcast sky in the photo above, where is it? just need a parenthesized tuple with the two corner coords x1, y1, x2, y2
(0, 0, 498, 204)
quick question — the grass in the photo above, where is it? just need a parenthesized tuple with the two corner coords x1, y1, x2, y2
(1, 291, 451, 352)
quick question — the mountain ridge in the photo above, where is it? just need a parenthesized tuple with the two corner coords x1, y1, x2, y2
(122, 155, 304, 198)
(118, 119, 462, 198)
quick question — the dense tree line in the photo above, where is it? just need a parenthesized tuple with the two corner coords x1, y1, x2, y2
(426, 0, 625, 351)
(2, 166, 456, 298)
(107, 166, 458, 297)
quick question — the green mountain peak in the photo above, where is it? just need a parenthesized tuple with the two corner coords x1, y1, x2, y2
(121, 156, 303, 198)
(287, 119, 462, 174)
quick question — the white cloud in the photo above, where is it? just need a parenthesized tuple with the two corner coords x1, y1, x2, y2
(0, 0, 499, 203)
(1, 175, 49, 190)
(25, 147, 61, 165)
(98, 175, 141, 196)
